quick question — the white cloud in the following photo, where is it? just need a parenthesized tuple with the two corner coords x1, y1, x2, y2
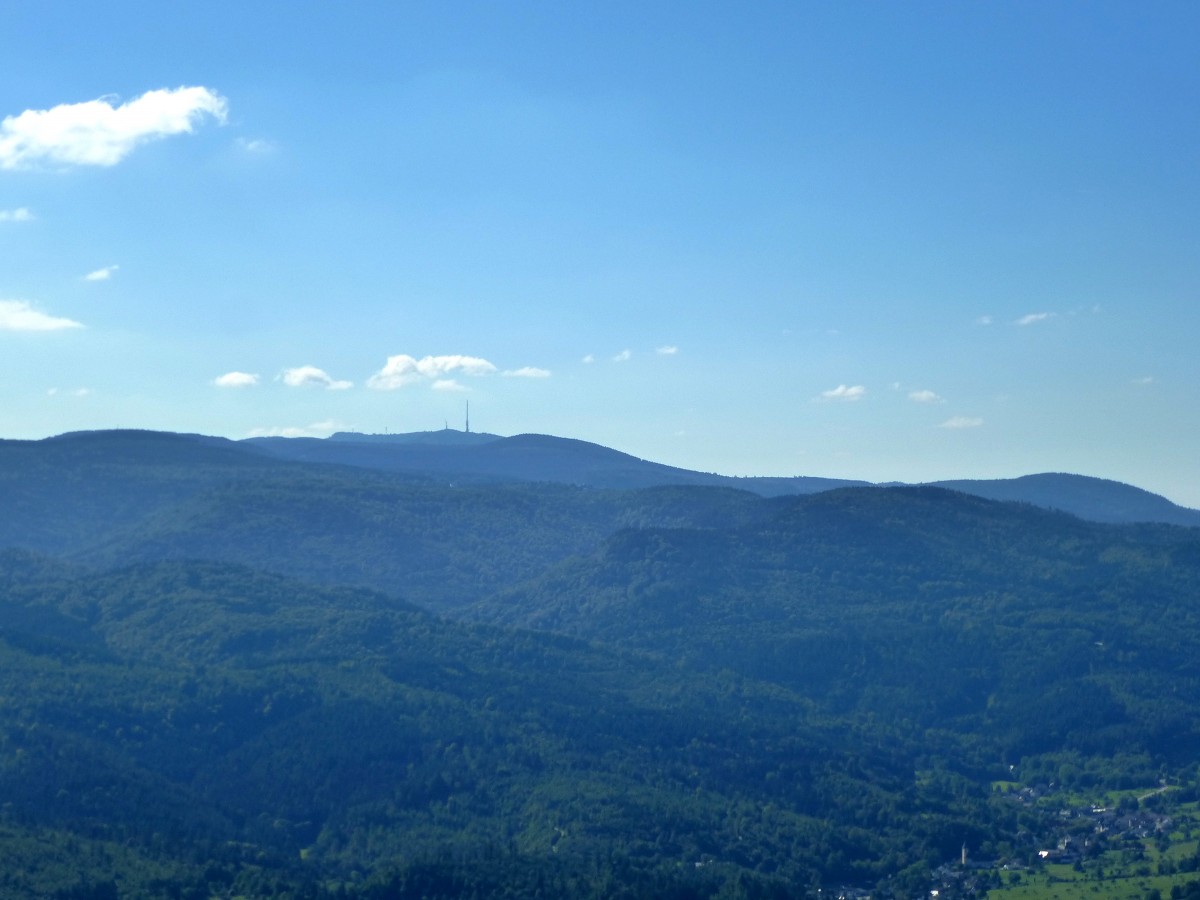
(656, 345, 679, 355)
(235, 137, 275, 154)
(0, 299, 83, 331)
(47, 387, 91, 397)
(83, 264, 118, 281)
(247, 420, 344, 439)
(581, 354, 595, 364)
(1016, 312, 1054, 326)
(503, 366, 551, 378)
(367, 354, 497, 390)
(908, 389, 944, 404)
(977, 315, 993, 326)
(0, 207, 33, 222)
(939, 416, 983, 429)
(281, 365, 352, 390)
(213, 371, 259, 388)
(818, 384, 866, 401)
(0, 86, 228, 170)
(612, 349, 632, 363)
(432, 378, 468, 392)
(1132, 376, 1155, 385)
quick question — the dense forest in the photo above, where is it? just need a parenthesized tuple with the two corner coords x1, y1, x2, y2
(3, 430, 1200, 898)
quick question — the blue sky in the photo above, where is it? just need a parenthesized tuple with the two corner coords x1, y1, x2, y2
(3, 2, 1199, 505)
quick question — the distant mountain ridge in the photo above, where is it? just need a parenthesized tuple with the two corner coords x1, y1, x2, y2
(246, 430, 869, 495)
(247, 429, 1200, 527)
(926, 472, 1200, 527)
(0, 427, 1195, 527)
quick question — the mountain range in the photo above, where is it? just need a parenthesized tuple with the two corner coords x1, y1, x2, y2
(249, 428, 1200, 526)
(2, 426, 1200, 898)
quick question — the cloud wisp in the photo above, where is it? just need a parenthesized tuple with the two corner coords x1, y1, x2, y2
(818, 384, 866, 402)
(235, 137, 276, 155)
(939, 416, 983, 429)
(1016, 312, 1054, 326)
(0, 86, 227, 170)
(503, 366, 551, 378)
(84, 265, 119, 282)
(656, 345, 679, 355)
(247, 420, 344, 439)
(367, 354, 497, 390)
(908, 389, 944, 404)
(281, 365, 352, 390)
(0, 299, 83, 331)
(0, 207, 33, 222)
(213, 371, 260, 388)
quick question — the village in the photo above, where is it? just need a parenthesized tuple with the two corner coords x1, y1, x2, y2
(826, 783, 1200, 900)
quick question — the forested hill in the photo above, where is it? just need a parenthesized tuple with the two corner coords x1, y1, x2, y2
(478, 485, 1200, 763)
(4, 430, 1200, 896)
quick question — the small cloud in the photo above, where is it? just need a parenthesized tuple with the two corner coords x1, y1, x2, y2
(0, 86, 228, 170)
(47, 386, 90, 397)
(83, 264, 119, 281)
(213, 371, 259, 388)
(281, 365, 352, 390)
(367, 354, 497, 390)
(939, 416, 983, 429)
(908, 389, 944, 404)
(612, 349, 632, 363)
(977, 315, 993, 326)
(235, 136, 276, 154)
(818, 384, 866, 402)
(656, 345, 679, 356)
(0, 299, 83, 331)
(432, 378, 468, 392)
(0, 207, 33, 222)
(1016, 312, 1054, 326)
(503, 366, 551, 378)
(1132, 376, 1155, 385)
(247, 420, 344, 439)
(581, 354, 595, 364)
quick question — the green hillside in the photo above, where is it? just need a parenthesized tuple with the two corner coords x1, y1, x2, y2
(3, 434, 1200, 898)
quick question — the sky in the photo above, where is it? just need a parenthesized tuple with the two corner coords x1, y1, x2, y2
(2, 2, 1199, 506)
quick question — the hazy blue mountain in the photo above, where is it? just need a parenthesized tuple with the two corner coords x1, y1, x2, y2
(250, 429, 1200, 526)
(328, 428, 503, 445)
(0, 430, 771, 611)
(249, 430, 878, 494)
(0, 429, 295, 555)
(928, 472, 1200, 527)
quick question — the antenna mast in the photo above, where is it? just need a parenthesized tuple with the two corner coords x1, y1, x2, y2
(465, 400, 470, 434)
